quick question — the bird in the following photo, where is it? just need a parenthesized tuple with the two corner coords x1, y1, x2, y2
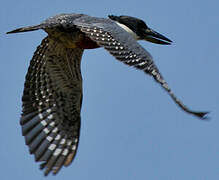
(7, 13, 208, 176)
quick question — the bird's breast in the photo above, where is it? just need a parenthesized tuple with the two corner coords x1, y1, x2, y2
(76, 35, 100, 49)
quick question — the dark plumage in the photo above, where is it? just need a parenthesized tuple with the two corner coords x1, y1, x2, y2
(7, 13, 208, 176)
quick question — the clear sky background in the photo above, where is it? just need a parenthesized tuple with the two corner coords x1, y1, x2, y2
(1, 0, 219, 179)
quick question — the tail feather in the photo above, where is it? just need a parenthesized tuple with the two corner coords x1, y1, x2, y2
(6, 24, 42, 34)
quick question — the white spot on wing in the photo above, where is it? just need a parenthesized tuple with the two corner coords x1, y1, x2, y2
(53, 148, 62, 156)
(72, 145, 77, 150)
(41, 120, 47, 126)
(135, 58, 140, 62)
(55, 134, 61, 140)
(48, 114, 53, 119)
(43, 128, 50, 134)
(49, 121, 55, 127)
(138, 61, 146, 66)
(60, 138, 66, 144)
(46, 136, 53, 142)
(46, 108, 52, 113)
(38, 113, 43, 119)
(48, 144, 56, 151)
(52, 127, 58, 133)
(151, 70, 157, 75)
(67, 140, 72, 146)
(62, 149, 69, 156)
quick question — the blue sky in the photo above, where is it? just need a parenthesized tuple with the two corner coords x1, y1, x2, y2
(1, 0, 219, 179)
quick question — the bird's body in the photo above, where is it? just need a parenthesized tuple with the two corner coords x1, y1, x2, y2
(7, 13, 208, 176)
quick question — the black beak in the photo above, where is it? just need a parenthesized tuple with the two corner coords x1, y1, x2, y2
(143, 28, 172, 45)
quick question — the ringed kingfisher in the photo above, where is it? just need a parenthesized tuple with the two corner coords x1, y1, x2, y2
(7, 13, 208, 175)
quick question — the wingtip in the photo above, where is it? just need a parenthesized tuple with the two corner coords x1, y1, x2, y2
(193, 111, 210, 120)
(6, 29, 21, 34)
(6, 25, 42, 34)
(64, 152, 76, 166)
(6, 27, 30, 34)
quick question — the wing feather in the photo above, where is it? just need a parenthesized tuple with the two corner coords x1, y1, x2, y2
(74, 21, 208, 119)
(21, 37, 83, 175)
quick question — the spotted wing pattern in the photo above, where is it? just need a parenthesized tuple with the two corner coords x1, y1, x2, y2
(77, 24, 207, 119)
(21, 37, 84, 175)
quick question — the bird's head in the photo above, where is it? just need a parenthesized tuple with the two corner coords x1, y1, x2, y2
(108, 15, 172, 45)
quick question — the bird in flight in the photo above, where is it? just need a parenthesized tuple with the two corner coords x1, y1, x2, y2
(7, 13, 208, 175)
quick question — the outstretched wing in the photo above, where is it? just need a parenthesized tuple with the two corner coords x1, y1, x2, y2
(21, 37, 84, 175)
(73, 17, 208, 119)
